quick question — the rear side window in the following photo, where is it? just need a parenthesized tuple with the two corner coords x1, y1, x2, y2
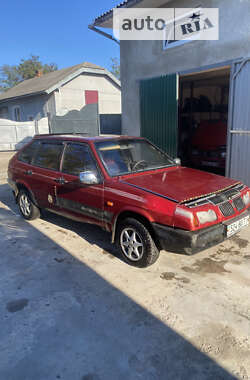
(33, 142, 63, 171)
(62, 143, 99, 176)
(18, 140, 40, 164)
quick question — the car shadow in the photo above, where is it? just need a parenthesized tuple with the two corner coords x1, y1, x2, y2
(0, 182, 122, 261)
(0, 182, 226, 261)
(0, 187, 237, 379)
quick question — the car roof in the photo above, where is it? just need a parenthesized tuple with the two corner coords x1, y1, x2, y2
(33, 134, 145, 143)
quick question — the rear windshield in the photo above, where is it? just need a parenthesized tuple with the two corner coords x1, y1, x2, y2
(95, 139, 174, 176)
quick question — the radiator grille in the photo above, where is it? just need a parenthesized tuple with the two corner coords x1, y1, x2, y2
(219, 202, 235, 217)
(210, 194, 225, 205)
(224, 188, 240, 199)
(184, 184, 245, 208)
(233, 196, 245, 212)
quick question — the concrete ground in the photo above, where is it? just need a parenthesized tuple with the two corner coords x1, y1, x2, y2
(0, 152, 250, 380)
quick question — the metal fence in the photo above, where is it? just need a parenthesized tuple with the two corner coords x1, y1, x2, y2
(0, 118, 49, 151)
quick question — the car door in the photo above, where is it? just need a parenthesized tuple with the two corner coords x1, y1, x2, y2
(30, 140, 65, 209)
(54, 142, 105, 227)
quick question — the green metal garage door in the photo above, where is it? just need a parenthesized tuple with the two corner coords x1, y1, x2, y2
(140, 74, 178, 158)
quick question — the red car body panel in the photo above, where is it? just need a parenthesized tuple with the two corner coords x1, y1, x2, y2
(103, 177, 177, 230)
(120, 167, 238, 204)
(56, 172, 104, 227)
(190, 120, 227, 169)
(192, 121, 227, 149)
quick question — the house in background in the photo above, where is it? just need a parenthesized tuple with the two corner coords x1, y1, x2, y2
(91, 0, 250, 186)
(0, 62, 121, 135)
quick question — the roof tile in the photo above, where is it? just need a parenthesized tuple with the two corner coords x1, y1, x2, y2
(0, 62, 104, 102)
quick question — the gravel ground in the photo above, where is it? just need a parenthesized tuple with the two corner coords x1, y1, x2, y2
(0, 152, 250, 380)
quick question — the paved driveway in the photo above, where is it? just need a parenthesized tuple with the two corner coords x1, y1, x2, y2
(0, 152, 250, 379)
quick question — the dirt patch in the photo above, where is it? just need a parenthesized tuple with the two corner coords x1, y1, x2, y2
(182, 258, 230, 275)
(57, 229, 68, 235)
(6, 298, 29, 313)
(160, 272, 190, 284)
(194, 322, 250, 376)
(244, 255, 250, 260)
(160, 272, 175, 281)
(216, 246, 239, 255)
(231, 235, 249, 249)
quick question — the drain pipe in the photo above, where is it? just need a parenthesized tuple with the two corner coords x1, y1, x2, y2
(88, 24, 120, 45)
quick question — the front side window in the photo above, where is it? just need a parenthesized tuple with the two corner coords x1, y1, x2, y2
(95, 139, 174, 176)
(62, 143, 99, 177)
(33, 142, 63, 171)
(18, 140, 40, 164)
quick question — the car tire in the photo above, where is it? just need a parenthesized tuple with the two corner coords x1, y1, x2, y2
(17, 189, 40, 220)
(117, 217, 160, 268)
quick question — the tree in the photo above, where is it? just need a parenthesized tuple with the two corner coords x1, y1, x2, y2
(0, 55, 58, 92)
(0, 65, 20, 91)
(109, 57, 120, 80)
(17, 55, 57, 81)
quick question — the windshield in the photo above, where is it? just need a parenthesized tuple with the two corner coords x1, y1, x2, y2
(95, 139, 174, 176)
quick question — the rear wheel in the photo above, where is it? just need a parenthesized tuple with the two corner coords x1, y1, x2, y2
(17, 189, 40, 220)
(117, 217, 159, 268)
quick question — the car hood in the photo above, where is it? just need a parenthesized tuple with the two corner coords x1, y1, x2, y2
(120, 167, 240, 203)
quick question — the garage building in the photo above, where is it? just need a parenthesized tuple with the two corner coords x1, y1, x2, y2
(91, 0, 250, 186)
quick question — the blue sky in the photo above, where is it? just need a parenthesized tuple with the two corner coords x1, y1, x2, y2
(1, 0, 119, 71)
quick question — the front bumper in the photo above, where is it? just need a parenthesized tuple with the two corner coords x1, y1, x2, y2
(152, 210, 249, 255)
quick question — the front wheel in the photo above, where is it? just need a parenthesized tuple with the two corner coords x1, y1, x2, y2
(17, 189, 40, 220)
(117, 217, 159, 268)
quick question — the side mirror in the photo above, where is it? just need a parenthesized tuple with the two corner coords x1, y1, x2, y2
(174, 158, 181, 166)
(79, 171, 99, 185)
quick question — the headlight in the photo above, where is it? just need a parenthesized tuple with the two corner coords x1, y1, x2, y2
(196, 209, 217, 224)
(174, 206, 199, 228)
(243, 191, 250, 206)
(175, 206, 194, 220)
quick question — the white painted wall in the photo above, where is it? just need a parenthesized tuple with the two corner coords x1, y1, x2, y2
(56, 73, 121, 116)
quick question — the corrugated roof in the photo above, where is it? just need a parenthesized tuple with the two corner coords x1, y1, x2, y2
(0, 62, 105, 102)
(93, 0, 143, 26)
(92, 0, 182, 27)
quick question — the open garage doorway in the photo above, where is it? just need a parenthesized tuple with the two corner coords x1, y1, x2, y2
(178, 67, 231, 176)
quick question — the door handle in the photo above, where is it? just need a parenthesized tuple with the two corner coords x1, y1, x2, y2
(54, 177, 68, 184)
(25, 170, 33, 175)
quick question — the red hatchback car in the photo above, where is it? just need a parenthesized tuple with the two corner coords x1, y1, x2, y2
(8, 134, 250, 267)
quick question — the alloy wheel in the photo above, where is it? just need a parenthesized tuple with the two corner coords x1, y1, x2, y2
(19, 194, 31, 217)
(120, 227, 144, 261)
